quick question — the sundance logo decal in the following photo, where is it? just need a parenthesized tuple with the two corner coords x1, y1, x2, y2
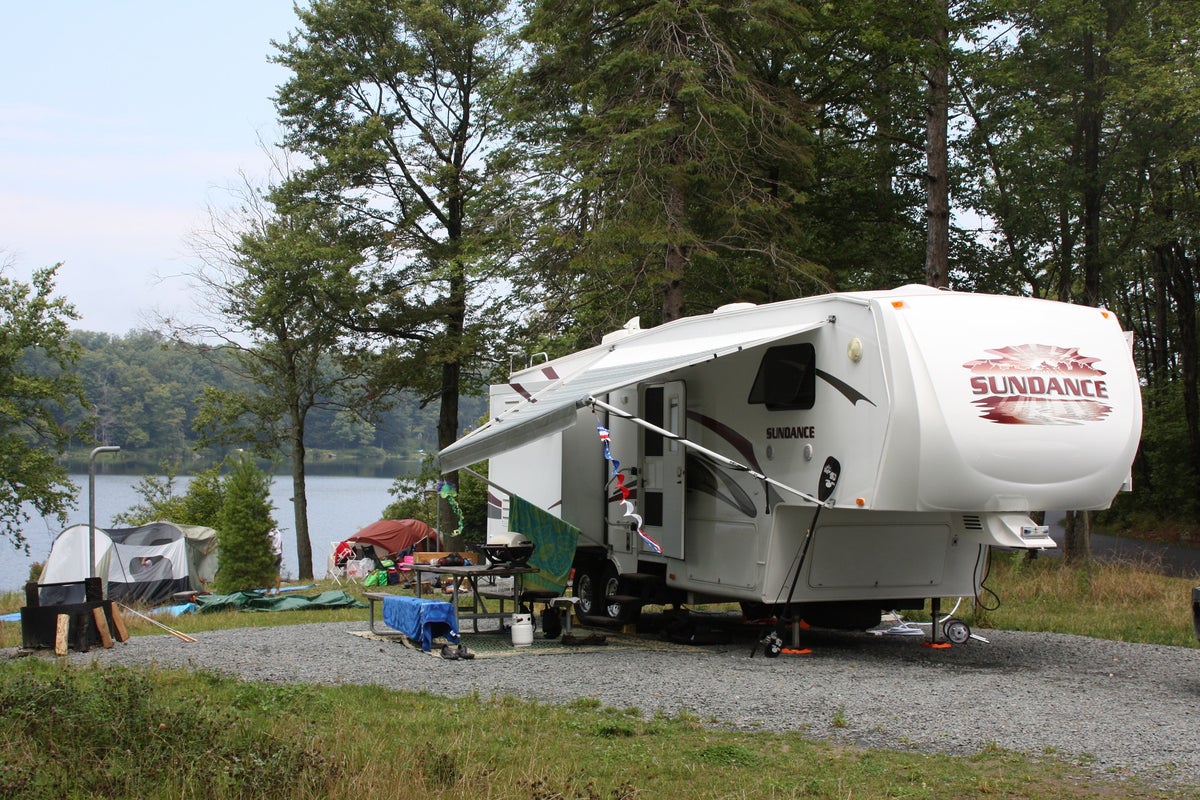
(962, 344, 1112, 425)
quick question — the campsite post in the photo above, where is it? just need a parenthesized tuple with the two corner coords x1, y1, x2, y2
(88, 446, 120, 599)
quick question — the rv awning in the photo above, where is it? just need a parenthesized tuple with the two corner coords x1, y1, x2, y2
(438, 314, 827, 473)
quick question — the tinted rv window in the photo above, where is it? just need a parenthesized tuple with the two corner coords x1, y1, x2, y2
(644, 386, 664, 457)
(748, 343, 816, 410)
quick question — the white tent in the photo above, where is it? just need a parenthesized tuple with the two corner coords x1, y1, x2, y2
(38, 521, 218, 605)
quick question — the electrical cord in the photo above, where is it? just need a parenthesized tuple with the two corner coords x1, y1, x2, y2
(974, 546, 1002, 612)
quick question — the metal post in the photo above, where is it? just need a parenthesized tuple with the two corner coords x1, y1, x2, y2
(88, 446, 121, 581)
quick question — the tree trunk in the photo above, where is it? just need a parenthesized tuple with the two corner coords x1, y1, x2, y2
(1062, 510, 1091, 566)
(289, 415, 313, 580)
(1061, 24, 1108, 566)
(924, 0, 950, 288)
(1164, 244, 1200, 495)
(662, 4, 688, 323)
(437, 263, 467, 544)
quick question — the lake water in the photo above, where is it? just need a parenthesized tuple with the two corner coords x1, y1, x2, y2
(1, 473, 401, 592)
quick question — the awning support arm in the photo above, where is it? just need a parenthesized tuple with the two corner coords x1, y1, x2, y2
(583, 395, 829, 507)
(460, 465, 520, 500)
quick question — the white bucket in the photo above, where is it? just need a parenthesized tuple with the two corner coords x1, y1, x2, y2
(510, 613, 533, 647)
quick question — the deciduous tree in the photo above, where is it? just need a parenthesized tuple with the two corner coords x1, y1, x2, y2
(183, 172, 372, 580)
(0, 262, 86, 551)
(272, 0, 526, 526)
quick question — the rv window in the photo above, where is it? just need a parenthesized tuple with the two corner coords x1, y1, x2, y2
(643, 490, 664, 527)
(748, 343, 816, 410)
(644, 386, 664, 457)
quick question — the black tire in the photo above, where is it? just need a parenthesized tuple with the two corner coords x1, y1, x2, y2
(575, 567, 602, 620)
(600, 563, 625, 621)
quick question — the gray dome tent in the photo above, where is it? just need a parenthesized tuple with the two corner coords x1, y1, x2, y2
(37, 521, 218, 606)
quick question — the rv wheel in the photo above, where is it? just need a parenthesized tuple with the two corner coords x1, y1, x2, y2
(943, 617, 971, 645)
(601, 564, 626, 621)
(574, 568, 602, 620)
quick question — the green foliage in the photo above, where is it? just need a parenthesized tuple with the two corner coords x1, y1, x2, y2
(382, 459, 488, 544)
(112, 462, 227, 527)
(517, 0, 827, 328)
(0, 264, 86, 551)
(38, 330, 483, 468)
(0, 661, 335, 799)
(1106, 380, 1200, 523)
(272, 0, 526, 456)
(213, 456, 278, 593)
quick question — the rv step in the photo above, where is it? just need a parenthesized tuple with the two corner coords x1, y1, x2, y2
(621, 573, 660, 584)
(607, 594, 646, 606)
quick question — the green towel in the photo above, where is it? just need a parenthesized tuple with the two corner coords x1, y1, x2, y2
(508, 495, 579, 594)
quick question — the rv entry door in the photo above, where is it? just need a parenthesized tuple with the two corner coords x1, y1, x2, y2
(640, 381, 685, 559)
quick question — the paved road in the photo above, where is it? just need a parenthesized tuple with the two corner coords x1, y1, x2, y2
(1043, 512, 1200, 579)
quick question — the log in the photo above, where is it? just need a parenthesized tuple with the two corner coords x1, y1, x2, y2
(91, 606, 114, 648)
(109, 603, 130, 642)
(55, 614, 69, 656)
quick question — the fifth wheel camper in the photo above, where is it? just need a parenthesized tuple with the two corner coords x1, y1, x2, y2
(439, 286, 1142, 636)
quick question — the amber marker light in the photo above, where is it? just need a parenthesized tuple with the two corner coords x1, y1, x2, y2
(856, 497, 866, 506)
(892, 300, 905, 308)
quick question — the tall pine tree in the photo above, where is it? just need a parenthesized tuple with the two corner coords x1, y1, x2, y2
(213, 456, 278, 594)
(516, 0, 820, 333)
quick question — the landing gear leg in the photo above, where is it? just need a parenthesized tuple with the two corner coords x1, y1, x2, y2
(922, 597, 952, 650)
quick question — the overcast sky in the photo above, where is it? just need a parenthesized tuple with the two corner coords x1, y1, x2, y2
(1, 2, 299, 334)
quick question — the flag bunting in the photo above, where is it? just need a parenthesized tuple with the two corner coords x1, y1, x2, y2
(596, 421, 664, 555)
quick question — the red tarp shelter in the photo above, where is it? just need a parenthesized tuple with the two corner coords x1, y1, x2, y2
(335, 519, 435, 564)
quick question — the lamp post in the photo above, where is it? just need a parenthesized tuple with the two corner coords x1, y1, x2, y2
(87, 446, 120, 599)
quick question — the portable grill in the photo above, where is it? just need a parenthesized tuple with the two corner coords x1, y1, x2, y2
(470, 532, 535, 566)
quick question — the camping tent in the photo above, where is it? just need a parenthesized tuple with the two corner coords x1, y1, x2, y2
(38, 521, 218, 606)
(333, 519, 434, 566)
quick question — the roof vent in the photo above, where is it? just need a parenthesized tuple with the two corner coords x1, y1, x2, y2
(713, 302, 757, 314)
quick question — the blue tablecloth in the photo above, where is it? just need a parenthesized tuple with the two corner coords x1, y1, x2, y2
(382, 595, 459, 652)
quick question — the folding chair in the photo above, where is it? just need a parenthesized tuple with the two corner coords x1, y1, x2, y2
(325, 541, 349, 585)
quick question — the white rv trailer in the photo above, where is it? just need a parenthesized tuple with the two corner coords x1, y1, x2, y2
(439, 286, 1143, 631)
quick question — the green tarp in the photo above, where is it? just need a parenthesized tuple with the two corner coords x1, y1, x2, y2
(508, 495, 579, 594)
(195, 590, 365, 613)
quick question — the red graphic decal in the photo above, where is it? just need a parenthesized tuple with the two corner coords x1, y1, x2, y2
(963, 345, 1111, 425)
(963, 344, 1105, 376)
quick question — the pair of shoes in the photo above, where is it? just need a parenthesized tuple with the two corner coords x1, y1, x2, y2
(456, 644, 474, 660)
(440, 644, 459, 659)
(560, 634, 582, 645)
